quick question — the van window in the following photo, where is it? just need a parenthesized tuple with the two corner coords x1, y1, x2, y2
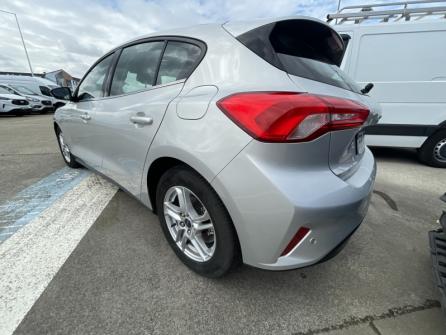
(40, 86, 51, 97)
(77, 53, 114, 100)
(156, 41, 202, 85)
(355, 31, 446, 82)
(110, 42, 164, 96)
(237, 19, 361, 94)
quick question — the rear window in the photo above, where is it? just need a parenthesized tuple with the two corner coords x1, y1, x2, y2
(237, 19, 361, 94)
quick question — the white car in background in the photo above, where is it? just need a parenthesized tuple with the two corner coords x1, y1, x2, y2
(0, 86, 30, 116)
(0, 84, 53, 113)
(0, 75, 66, 110)
(328, 1, 446, 167)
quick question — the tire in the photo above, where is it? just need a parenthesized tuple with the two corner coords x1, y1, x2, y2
(55, 127, 82, 168)
(156, 166, 241, 278)
(418, 129, 446, 168)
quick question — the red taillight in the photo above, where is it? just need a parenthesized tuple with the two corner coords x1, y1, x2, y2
(281, 227, 310, 257)
(216, 92, 369, 142)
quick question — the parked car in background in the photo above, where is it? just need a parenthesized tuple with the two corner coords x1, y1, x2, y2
(0, 84, 53, 113)
(0, 75, 66, 110)
(51, 17, 380, 277)
(328, 1, 446, 167)
(0, 86, 30, 116)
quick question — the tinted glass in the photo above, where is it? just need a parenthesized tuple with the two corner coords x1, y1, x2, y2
(237, 20, 361, 94)
(110, 42, 164, 96)
(77, 53, 113, 100)
(276, 54, 361, 93)
(39, 86, 51, 96)
(156, 42, 201, 85)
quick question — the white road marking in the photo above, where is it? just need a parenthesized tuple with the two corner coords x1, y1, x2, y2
(0, 167, 89, 243)
(0, 174, 118, 335)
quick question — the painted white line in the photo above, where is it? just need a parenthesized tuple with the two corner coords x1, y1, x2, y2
(0, 174, 118, 335)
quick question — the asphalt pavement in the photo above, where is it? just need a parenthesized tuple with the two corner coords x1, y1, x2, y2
(1, 114, 446, 335)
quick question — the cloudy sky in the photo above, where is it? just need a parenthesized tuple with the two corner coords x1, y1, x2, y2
(0, 0, 371, 78)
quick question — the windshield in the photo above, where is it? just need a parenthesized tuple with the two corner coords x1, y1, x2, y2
(11, 85, 38, 95)
(0, 87, 12, 95)
(0, 85, 17, 94)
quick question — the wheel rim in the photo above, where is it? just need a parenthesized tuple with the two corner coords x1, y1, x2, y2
(58, 132, 71, 163)
(434, 138, 446, 162)
(163, 186, 216, 262)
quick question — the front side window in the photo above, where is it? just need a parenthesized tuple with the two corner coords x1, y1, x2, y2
(39, 86, 51, 96)
(110, 42, 164, 96)
(77, 53, 114, 101)
(156, 42, 202, 85)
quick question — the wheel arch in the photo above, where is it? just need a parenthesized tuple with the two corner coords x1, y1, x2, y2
(146, 156, 188, 214)
(53, 121, 60, 133)
(145, 155, 243, 258)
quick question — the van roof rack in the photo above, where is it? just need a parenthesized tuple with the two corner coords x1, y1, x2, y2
(327, 0, 446, 24)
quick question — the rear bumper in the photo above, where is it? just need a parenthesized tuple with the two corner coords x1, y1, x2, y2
(429, 211, 446, 316)
(212, 137, 376, 270)
(1, 107, 30, 115)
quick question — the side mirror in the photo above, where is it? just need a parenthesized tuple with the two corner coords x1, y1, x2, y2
(361, 83, 374, 95)
(51, 87, 72, 101)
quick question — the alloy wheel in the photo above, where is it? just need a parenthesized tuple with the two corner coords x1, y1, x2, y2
(163, 186, 216, 262)
(58, 132, 71, 163)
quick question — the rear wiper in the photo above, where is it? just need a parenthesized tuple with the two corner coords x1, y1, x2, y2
(361, 83, 374, 95)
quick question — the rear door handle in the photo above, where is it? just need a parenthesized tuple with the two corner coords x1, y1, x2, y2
(80, 113, 91, 121)
(130, 116, 153, 125)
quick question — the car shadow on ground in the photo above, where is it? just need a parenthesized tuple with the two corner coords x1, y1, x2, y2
(369, 146, 420, 165)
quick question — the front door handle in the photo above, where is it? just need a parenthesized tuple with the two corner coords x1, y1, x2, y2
(130, 116, 153, 126)
(80, 113, 91, 121)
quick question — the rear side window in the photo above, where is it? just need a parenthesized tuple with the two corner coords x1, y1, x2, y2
(237, 20, 361, 94)
(110, 41, 164, 96)
(156, 41, 202, 85)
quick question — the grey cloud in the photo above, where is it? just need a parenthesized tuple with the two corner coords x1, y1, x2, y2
(0, 0, 367, 78)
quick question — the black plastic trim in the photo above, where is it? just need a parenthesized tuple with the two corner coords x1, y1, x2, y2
(365, 124, 438, 137)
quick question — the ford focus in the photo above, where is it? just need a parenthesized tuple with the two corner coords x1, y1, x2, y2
(52, 17, 381, 277)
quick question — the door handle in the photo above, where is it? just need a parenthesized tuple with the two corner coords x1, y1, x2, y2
(80, 113, 91, 121)
(130, 116, 153, 125)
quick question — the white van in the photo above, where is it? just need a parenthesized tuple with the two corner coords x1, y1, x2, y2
(328, 1, 446, 167)
(0, 75, 66, 109)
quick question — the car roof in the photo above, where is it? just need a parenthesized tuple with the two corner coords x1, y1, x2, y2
(113, 16, 329, 49)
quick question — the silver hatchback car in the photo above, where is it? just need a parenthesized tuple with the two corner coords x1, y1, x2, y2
(52, 17, 381, 277)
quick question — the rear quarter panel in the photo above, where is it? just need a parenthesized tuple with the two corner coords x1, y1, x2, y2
(140, 25, 302, 208)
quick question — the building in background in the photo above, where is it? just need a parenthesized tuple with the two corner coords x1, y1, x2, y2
(43, 70, 80, 90)
(0, 69, 80, 90)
